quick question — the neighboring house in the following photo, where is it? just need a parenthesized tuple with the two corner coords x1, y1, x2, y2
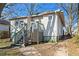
(0, 19, 10, 31)
(0, 19, 10, 39)
(10, 9, 65, 44)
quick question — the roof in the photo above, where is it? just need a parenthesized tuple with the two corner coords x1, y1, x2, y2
(0, 19, 10, 25)
(9, 10, 63, 20)
(9, 10, 65, 26)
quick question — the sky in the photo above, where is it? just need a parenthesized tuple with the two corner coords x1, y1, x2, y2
(2, 3, 63, 18)
(2, 3, 78, 30)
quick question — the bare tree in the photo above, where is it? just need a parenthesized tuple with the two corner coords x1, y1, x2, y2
(58, 3, 78, 36)
(24, 3, 42, 44)
(1, 3, 23, 20)
(78, 4, 79, 34)
(0, 3, 6, 17)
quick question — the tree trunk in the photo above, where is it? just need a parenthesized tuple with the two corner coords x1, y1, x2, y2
(0, 3, 6, 17)
(78, 4, 79, 34)
(69, 4, 72, 37)
(78, 19, 79, 33)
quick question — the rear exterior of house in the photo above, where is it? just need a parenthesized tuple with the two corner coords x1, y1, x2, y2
(10, 10, 65, 44)
(39, 11, 65, 42)
(0, 19, 10, 39)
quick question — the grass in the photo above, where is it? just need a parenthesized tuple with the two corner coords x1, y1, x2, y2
(1, 36, 79, 56)
(0, 48, 21, 56)
(0, 38, 11, 48)
(0, 38, 21, 56)
(66, 35, 79, 56)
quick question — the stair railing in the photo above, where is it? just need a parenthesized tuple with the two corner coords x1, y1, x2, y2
(11, 25, 25, 44)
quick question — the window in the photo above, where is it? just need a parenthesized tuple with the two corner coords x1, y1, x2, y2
(15, 21, 18, 27)
(20, 21, 23, 24)
(19, 21, 24, 27)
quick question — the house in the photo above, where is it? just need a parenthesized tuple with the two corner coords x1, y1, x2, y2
(10, 9, 65, 44)
(0, 19, 10, 39)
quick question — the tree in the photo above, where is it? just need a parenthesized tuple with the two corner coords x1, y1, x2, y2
(0, 3, 6, 17)
(58, 3, 78, 36)
(78, 4, 79, 34)
(24, 3, 42, 44)
(1, 3, 42, 44)
(1, 3, 21, 19)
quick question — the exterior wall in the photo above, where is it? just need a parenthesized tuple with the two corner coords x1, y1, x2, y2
(10, 18, 27, 32)
(40, 13, 64, 42)
(57, 17, 63, 36)
(0, 24, 9, 31)
(10, 13, 64, 43)
(28, 17, 43, 42)
(0, 24, 9, 39)
(57, 16, 64, 40)
(41, 14, 59, 42)
(10, 18, 27, 43)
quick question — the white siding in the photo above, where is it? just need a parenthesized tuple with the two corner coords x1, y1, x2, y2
(41, 15, 49, 36)
(10, 13, 64, 37)
(53, 14, 58, 36)
(57, 16, 63, 36)
(0, 24, 9, 31)
(10, 20, 16, 32)
(41, 14, 59, 37)
(10, 20, 15, 27)
(24, 18, 27, 23)
(10, 18, 27, 32)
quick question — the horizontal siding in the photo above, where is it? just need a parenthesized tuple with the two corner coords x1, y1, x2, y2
(0, 25, 9, 31)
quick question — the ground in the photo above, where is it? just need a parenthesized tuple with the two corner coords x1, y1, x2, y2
(19, 36, 79, 56)
(0, 39, 21, 56)
(0, 36, 79, 56)
(20, 42, 68, 56)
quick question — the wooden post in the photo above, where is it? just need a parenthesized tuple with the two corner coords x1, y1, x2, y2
(22, 27, 25, 47)
(14, 27, 17, 44)
(37, 21, 39, 44)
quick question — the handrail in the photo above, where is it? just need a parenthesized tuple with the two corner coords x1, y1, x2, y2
(10, 25, 19, 32)
(11, 27, 25, 44)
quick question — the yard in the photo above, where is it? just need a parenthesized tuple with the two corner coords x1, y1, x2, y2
(0, 36, 79, 56)
(66, 35, 79, 56)
(19, 36, 79, 56)
(0, 38, 21, 56)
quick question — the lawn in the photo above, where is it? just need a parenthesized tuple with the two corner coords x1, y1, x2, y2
(65, 35, 79, 56)
(0, 38, 21, 56)
(0, 36, 79, 56)
(0, 38, 11, 48)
